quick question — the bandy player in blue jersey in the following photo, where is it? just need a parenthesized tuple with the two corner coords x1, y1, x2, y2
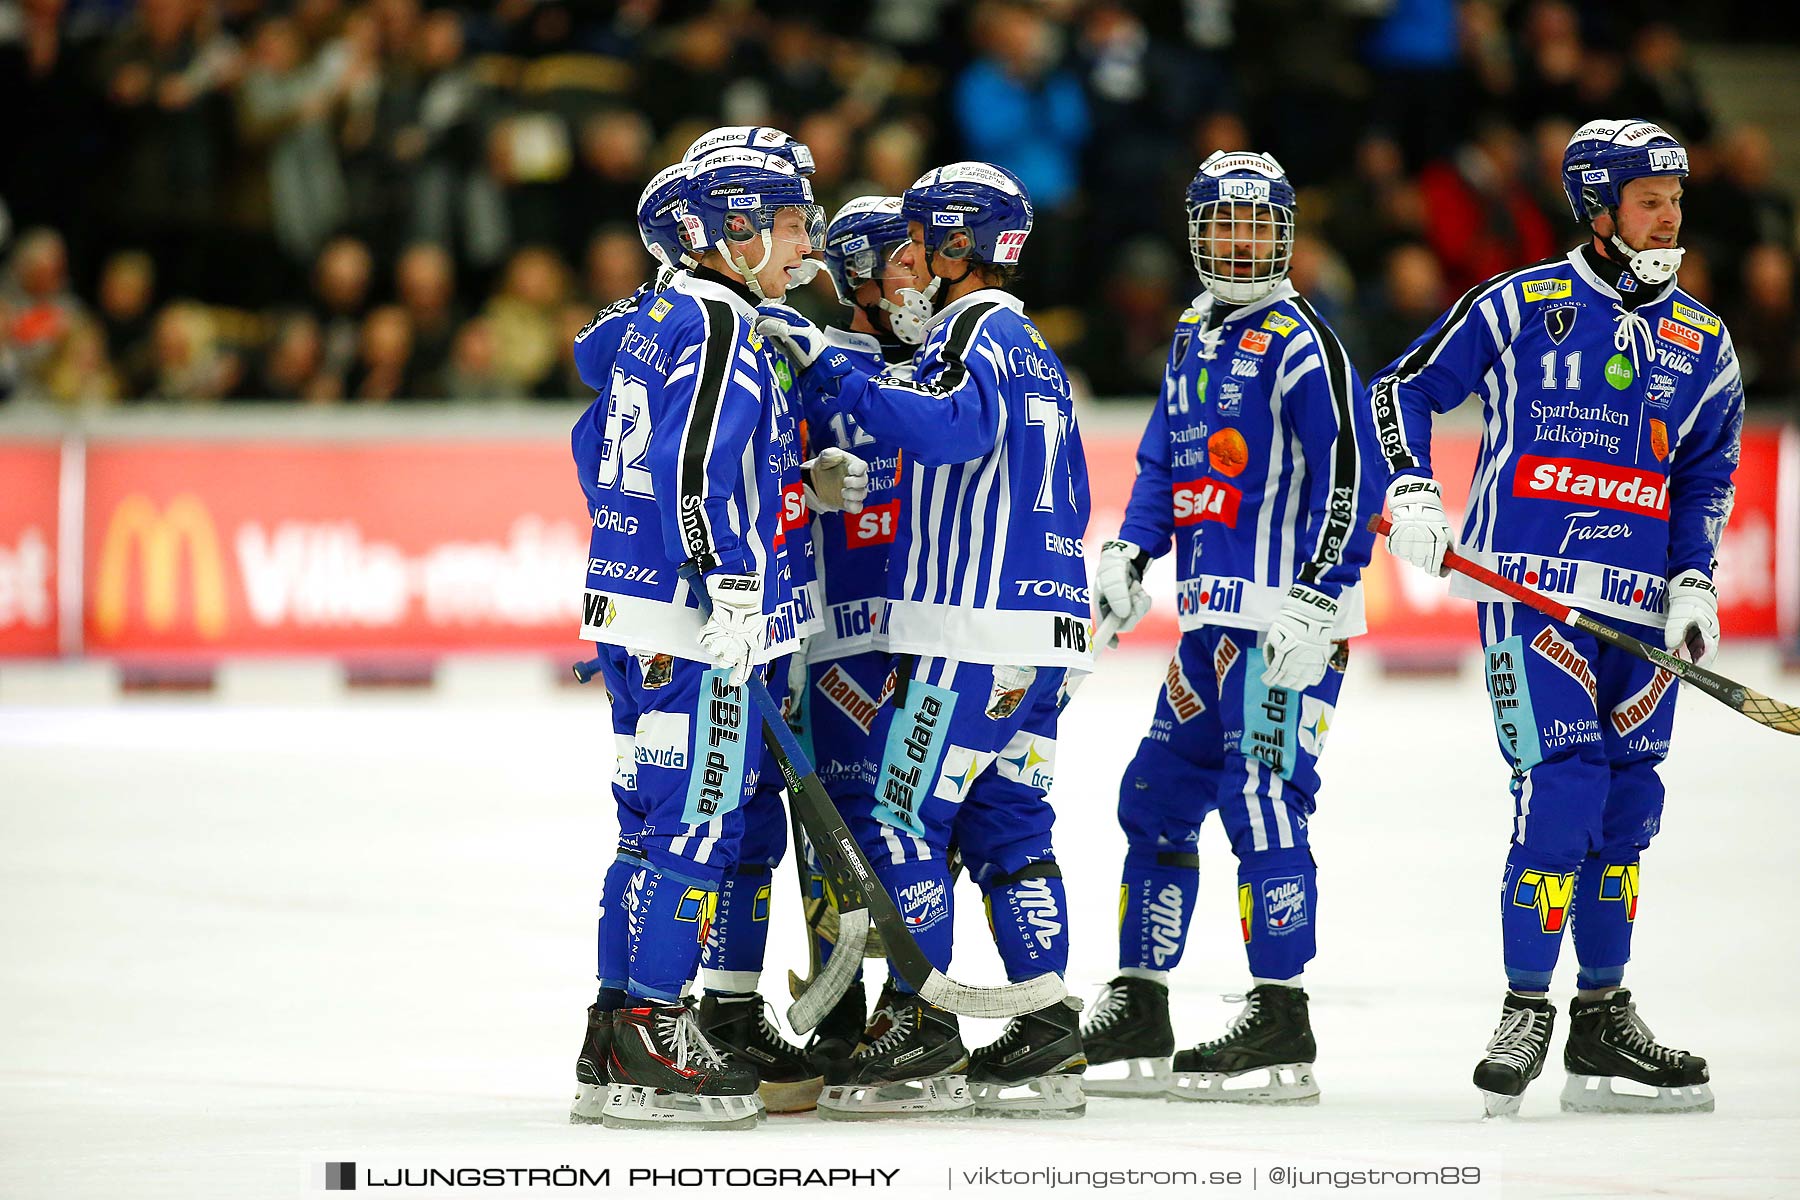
(1079, 152, 1382, 1106)
(759, 162, 1092, 1120)
(565, 145, 863, 1133)
(1372, 120, 1741, 1118)
(775, 195, 924, 1066)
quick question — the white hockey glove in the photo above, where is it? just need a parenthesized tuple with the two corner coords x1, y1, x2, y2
(1096, 539, 1152, 642)
(753, 304, 829, 370)
(1262, 583, 1339, 691)
(803, 446, 870, 513)
(1384, 476, 1454, 577)
(697, 572, 765, 689)
(1664, 569, 1720, 667)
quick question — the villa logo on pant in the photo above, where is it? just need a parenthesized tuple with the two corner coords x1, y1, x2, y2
(1599, 863, 1639, 921)
(1512, 870, 1577, 933)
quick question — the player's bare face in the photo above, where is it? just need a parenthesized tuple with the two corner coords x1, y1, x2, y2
(754, 207, 816, 296)
(1204, 203, 1278, 278)
(1605, 176, 1683, 254)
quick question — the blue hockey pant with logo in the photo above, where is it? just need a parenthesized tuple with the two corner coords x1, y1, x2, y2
(843, 655, 1070, 989)
(591, 648, 780, 1003)
(791, 649, 889, 982)
(699, 655, 802, 994)
(1478, 603, 1676, 993)
(1115, 625, 1341, 982)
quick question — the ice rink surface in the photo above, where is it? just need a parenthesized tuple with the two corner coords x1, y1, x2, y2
(3, 647, 1798, 1199)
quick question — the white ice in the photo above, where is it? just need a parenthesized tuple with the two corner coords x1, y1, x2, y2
(2, 648, 1797, 1199)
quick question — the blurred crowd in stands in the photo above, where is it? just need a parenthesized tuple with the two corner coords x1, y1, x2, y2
(1, 0, 1797, 408)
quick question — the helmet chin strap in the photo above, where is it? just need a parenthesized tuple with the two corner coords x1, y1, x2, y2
(726, 230, 777, 301)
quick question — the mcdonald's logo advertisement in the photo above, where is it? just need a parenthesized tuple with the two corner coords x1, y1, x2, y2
(0, 444, 62, 657)
(81, 443, 596, 656)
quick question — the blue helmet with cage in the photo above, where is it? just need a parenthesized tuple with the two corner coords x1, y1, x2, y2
(679, 149, 826, 300)
(824, 196, 910, 305)
(1560, 118, 1688, 285)
(901, 161, 1034, 271)
(636, 161, 694, 271)
(684, 126, 816, 177)
(823, 195, 933, 344)
(1185, 150, 1296, 304)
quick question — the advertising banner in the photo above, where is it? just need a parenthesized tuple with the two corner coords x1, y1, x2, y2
(0, 442, 61, 658)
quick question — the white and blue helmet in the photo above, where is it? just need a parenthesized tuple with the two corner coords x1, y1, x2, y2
(902, 161, 1034, 270)
(679, 149, 825, 300)
(636, 161, 694, 271)
(1185, 150, 1296, 304)
(1560, 118, 1688, 285)
(683, 125, 817, 177)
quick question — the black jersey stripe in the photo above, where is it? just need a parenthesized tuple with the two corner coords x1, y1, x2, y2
(675, 297, 742, 570)
(1290, 296, 1361, 587)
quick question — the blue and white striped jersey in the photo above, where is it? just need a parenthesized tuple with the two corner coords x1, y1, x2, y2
(1118, 281, 1381, 635)
(572, 279, 658, 511)
(577, 269, 820, 662)
(833, 288, 1093, 670)
(795, 327, 910, 661)
(1371, 247, 1744, 628)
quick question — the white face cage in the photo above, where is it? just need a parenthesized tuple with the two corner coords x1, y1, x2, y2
(1188, 199, 1294, 304)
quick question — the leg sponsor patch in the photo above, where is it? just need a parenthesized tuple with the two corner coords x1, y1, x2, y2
(1484, 636, 1542, 771)
(634, 712, 690, 773)
(1512, 869, 1576, 934)
(1529, 626, 1597, 704)
(994, 730, 1056, 790)
(1242, 670, 1299, 781)
(1297, 695, 1334, 758)
(1214, 635, 1240, 690)
(1610, 668, 1676, 736)
(931, 744, 995, 804)
(896, 875, 950, 932)
(815, 661, 880, 733)
(1261, 874, 1308, 937)
(614, 732, 638, 791)
(874, 677, 957, 837)
(986, 663, 1038, 720)
(1164, 655, 1205, 722)
(681, 669, 750, 825)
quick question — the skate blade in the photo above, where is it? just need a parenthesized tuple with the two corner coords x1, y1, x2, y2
(816, 1075, 973, 1121)
(1082, 1057, 1173, 1098)
(759, 1075, 825, 1115)
(970, 1073, 1086, 1118)
(1480, 1089, 1525, 1118)
(569, 1082, 609, 1125)
(1168, 1063, 1319, 1105)
(599, 1084, 765, 1130)
(1559, 1073, 1715, 1114)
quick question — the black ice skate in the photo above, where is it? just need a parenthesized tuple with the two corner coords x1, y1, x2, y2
(697, 992, 824, 1113)
(1079, 975, 1175, 1097)
(570, 1005, 612, 1124)
(816, 993, 972, 1120)
(1560, 989, 1713, 1114)
(1473, 992, 1556, 1117)
(804, 978, 868, 1075)
(1168, 984, 1319, 1104)
(603, 1001, 763, 1130)
(968, 996, 1087, 1117)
